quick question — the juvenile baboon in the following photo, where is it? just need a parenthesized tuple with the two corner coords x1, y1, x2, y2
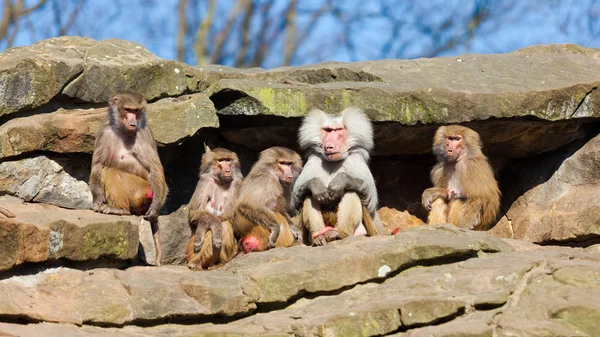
(186, 148, 242, 269)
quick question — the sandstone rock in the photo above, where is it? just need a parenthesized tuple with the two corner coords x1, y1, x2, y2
(0, 108, 103, 159)
(1, 246, 597, 337)
(0, 199, 138, 271)
(138, 205, 190, 266)
(0, 226, 511, 325)
(149, 93, 218, 145)
(212, 44, 600, 157)
(0, 36, 91, 117)
(490, 133, 600, 245)
(223, 225, 513, 304)
(0, 266, 254, 326)
(377, 206, 425, 234)
(2, 37, 598, 159)
(0, 37, 213, 118)
(0, 94, 218, 160)
(227, 44, 600, 122)
(0, 155, 92, 209)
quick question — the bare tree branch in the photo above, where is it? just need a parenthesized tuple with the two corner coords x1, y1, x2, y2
(0, 0, 13, 40)
(177, 0, 188, 61)
(210, 0, 247, 64)
(194, 0, 215, 66)
(286, 2, 328, 65)
(18, 0, 47, 16)
(283, 0, 296, 66)
(59, 0, 84, 36)
(250, 1, 273, 67)
(234, 0, 254, 67)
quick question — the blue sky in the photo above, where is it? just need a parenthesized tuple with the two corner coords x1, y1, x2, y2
(3, 0, 599, 68)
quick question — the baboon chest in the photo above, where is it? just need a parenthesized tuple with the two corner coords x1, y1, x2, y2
(204, 185, 231, 217)
(445, 165, 463, 198)
(108, 142, 147, 178)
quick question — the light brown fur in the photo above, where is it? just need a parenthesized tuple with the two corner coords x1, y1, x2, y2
(242, 213, 297, 251)
(422, 125, 501, 230)
(186, 220, 237, 269)
(186, 148, 243, 269)
(301, 193, 380, 243)
(89, 92, 168, 265)
(232, 147, 303, 251)
(101, 167, 152, 215)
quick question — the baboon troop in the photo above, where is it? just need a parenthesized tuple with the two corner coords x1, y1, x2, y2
(88, 92, 501, 269)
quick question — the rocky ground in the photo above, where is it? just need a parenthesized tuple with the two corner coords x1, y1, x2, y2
(1, 223, 599, 336)
(1, 37, 600, 336)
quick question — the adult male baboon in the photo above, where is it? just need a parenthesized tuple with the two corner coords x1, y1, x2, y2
(293, 107, 383, 246)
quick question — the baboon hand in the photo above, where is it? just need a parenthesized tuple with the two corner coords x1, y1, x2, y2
(308, 178, 330, 204)
(422, 188, 446, 211)
(290, 225, 302, 242)
(144, 206, 159, 221)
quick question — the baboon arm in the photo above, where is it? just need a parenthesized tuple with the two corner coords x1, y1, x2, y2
(340, 154, 379, 214)
(292, 155, 324, 207)
(237, 203, 281, 248)
(133, 130, 168, 219)
(89, 127, 110, 205)
(422, 187, 448, 210)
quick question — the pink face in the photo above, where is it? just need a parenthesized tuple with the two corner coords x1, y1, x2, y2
(444, 135, 464, 162)
(275, 160, 294, 185)
(215, 158, 234, 182)
(320, 125, 348, 161)
(121, 106, 141, 133)
(241, 235, 262, 253)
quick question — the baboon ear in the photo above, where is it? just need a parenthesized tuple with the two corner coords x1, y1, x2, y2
(109, 95, 121, 108)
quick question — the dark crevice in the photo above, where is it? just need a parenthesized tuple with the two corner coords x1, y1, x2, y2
(379, 303, 505, 336)
(0, 314, 44, 326)
(0, 95, 103, 127)
(83, 312, 252, 328)
(1, 250, 486, 329)
(209, 89, 249, 111)
(538, 234, 600, 248)
(0, 258, 137, 281)
(251, 251, 482, 313)
(473, 301, 506, 311)
(218, 113, 302, 128)
(570, 86, 597, 118)
(394, 307, 467, 333)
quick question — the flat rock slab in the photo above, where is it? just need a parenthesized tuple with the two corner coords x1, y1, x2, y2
(0, 37, 207, 117)
(0, 225, 511, 326)
(0, 93, 217, 161)
(0, 201, 139, 271)
(223, 225, 513, 304)
(1, 247, 598, 337)
(214, 44, 600, 123)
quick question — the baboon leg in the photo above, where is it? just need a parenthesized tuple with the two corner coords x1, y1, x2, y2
(336, 192, 363, 238)
(428, 198, 448, 225)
